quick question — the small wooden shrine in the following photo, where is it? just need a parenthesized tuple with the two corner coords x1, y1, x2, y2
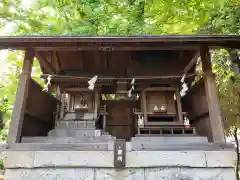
(1, 35, 240, 145)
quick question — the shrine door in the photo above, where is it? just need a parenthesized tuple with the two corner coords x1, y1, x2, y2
(101, 100, 139, 141)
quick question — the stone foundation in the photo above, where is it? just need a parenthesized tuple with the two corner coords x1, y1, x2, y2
(4, 168, 235, 180)
(3, 150, 236, 180)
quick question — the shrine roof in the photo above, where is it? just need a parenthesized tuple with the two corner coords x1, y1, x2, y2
(0, 35, 240, 49)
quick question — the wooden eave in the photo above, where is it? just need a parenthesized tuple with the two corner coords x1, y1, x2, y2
(0, 35, 240, 50)
(0, 35, 239, 80)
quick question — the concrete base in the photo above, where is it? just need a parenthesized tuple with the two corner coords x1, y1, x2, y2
(3, 150, 236, 180)
(4, 168, 235, 180)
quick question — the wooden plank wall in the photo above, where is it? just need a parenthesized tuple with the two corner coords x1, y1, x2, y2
(101, 100, 140, 140)
(21, 78, 58, 137)
(182, 78, 211, 139)
(54, 51, 194, 79)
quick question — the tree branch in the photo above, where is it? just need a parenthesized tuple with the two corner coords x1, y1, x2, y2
(234, 127, 239, 180)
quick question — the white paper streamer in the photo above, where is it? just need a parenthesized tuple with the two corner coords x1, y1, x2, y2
(182, 83, 188, 91)
(137, 115, 144, 126)
(88, 75, 98, 90)
(131, 78, 135, 85)
(181, 74, 186, 83)
(180, 89, 186, 97)
(128, 78, 135, 97)
(128, 88, 133, 97)
(42, 75, 52, 92)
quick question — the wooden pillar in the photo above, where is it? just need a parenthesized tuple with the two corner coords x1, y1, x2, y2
(103, 105, 107, 132)
(54, 86, 61, 126)
(7, 50, 34, 143)
(200, 46, 225, 143)
(140, 91, 147, 126)
(94, 90, 99, 128)
(176, 88, 183, 123)
(94, 90, 99, 115)
(67, 93, 70, 111)
(60, 92, 66, 119)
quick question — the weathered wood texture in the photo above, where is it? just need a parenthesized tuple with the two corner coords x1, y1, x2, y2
(182, 79, 211, 139)
(21, 114, 51, 137)
(101, 100, 140, 141)
(7, 50, 34, 143)
(21, 79, 58, 137)
(201, 46, 225, 143)
(40, 50, 195, 80)
(26, 79, 58, 124)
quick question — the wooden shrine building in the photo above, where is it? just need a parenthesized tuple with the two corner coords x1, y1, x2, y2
(1, 35, 240, 147)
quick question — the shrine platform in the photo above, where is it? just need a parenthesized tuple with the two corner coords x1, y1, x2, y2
(3, 149, 236, 180)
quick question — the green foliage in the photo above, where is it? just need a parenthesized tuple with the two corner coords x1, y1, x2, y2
(0, 0, 226, 35)
(200, 4, 240, 34)
(0, 158, 3, 170)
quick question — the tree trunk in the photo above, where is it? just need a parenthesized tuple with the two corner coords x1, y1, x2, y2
(234, 127, 239, 180)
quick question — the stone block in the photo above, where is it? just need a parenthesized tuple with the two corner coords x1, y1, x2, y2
(126, 142, 132, 151)
(144, 167, 235, 180)
(34, 151, 114, 168)
(21, 137, 70, 143)
(126, 151, 206, 168)
(22, 136, 115, 144)
(107, 140, 115, 151)
(4, 168, 94, 180)
(130, 136, 221, 151)
(8, 143, 109, 151)
(205, 151, 235, 167)
(131, 143, 230, 151)
(131, 136, 208, 145)
(95, 168, 144, 180)
(48, 129, 102, 137)
(3, 151, 35, 168)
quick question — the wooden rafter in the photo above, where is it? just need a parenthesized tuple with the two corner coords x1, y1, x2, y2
(183, 52, 200, 74)
(52, 51, 61, 72)
(35, 51, 55, 73)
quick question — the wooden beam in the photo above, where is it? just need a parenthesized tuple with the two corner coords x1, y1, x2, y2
(176, 88, 183, 123)
(7, 49, 34, 143)
(144, 87, 177, 92)
(35, 51, 55, 73)
(53, 51, 61, 72)
(183, 52, 200, 73)
(34, 46, 199, 51)
(200, 46, 225, 143)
